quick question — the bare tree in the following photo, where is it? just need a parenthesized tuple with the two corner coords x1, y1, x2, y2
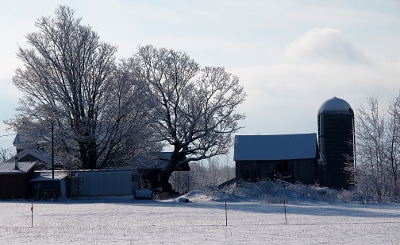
(127, 45, 246, 191)
(385, 95, 400, 198)
(5, 6, 159, 169)
(0, 147, 14, 163)
(354, 94, 400, 201)
(170, 157, 236, 193)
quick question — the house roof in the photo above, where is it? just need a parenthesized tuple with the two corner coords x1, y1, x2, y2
(0, 161, 36, 174)
(233, 133, 318, 161)
(6, 148, 53, 165)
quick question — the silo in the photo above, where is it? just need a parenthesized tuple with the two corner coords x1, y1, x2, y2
(317, 97, 354, 189)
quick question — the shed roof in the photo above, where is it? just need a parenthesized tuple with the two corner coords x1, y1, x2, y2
(30, 171, 68, 182)
(0, 162, 36, 174)
(132, 152, 190, 171)
(234, 133, 318, 161)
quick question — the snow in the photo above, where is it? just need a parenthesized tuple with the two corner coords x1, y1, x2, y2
(1, 186, 400, 244)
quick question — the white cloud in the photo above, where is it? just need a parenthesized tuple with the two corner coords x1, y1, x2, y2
(233, 37, 400, 136)
(285, 28, 370, 65)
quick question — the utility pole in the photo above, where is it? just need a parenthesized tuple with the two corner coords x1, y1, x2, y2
(51, 123, 54, 179)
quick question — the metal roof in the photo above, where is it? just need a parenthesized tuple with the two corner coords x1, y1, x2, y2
(131, 152, 190, 171)
(30, 171, 69, 181)
(318, 97, 352, 114)
(0, 162, 36, 174)
(234, 133, 318, 161)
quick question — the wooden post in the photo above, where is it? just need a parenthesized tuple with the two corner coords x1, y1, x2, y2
(31, 201, 33, 227)
(225, 196, 228, 226)
(284, 199, 287, 224)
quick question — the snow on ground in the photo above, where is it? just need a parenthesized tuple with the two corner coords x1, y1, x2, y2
(1, 189, 400, 245)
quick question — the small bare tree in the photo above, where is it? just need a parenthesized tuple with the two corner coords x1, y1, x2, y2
(0, 147, 14, 163)
(170, 157, 235, 192)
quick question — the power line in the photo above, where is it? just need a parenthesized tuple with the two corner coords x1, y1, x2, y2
(0, 134, 15, 138)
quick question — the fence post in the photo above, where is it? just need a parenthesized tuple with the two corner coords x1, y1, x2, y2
(225, 196, 228, 226)
(31, 201, 34, 227)
(284, 199, 287, 224)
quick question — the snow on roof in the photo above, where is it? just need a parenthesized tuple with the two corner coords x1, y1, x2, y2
(318, 97, 352, 114)
(234, 133, 317, 161)
(30, 171, 69, 181)
(6, 148, 53, 165)
(0, 161, 36, 174)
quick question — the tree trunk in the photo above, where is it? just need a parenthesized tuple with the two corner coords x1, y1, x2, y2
(80, 140, 97, 169)
(161, 147, 185, 192)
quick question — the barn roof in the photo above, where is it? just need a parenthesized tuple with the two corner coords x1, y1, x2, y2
(0, 161, 36, 174)
(234, 133, 318, 161)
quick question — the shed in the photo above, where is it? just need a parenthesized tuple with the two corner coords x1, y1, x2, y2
(0, 161, 36, 199)
(234, 133, 319, 184)
(30, 171, 68, 200)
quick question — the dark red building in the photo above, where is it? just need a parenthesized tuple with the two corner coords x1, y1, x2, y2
(0, 160, 36, 199)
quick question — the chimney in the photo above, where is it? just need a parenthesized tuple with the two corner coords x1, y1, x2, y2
(14, 157, 19, 170)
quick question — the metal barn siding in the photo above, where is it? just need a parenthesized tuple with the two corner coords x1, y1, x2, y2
(318, 97, 355, 189)
(71, 170, 133, 196)
(235, 159, 317, 184)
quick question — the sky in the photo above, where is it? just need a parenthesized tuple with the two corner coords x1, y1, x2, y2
(0, 0, 399, 151)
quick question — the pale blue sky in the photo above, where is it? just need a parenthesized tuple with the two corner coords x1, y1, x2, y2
(0, 0, 399, 150)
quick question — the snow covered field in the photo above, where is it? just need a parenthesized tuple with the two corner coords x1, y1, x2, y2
(1, 192, 400, 244)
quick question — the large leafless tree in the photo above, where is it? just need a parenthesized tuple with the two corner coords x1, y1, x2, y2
(5, 6, 159, 169)
(126, 45, 246, 191)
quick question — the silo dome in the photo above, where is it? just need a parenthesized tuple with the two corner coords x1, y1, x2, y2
(318, 97, 352, 114)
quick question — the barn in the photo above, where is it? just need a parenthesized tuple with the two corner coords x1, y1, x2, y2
(234, 133, 319, 185)
(0, 159, 36, 199)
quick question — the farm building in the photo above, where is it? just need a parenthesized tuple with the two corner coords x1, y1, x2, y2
(133, 152, 190, 192)
(31, 169, 139, 199)
(318, 97, 355, 189)
(70, 169, 138, 197)
(6, 133, 61, 170)
(234, 133, 319, 185)
(31, 171, 68, 200)
(234, 97, 355, 189)
(0, 159, 36, 199)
